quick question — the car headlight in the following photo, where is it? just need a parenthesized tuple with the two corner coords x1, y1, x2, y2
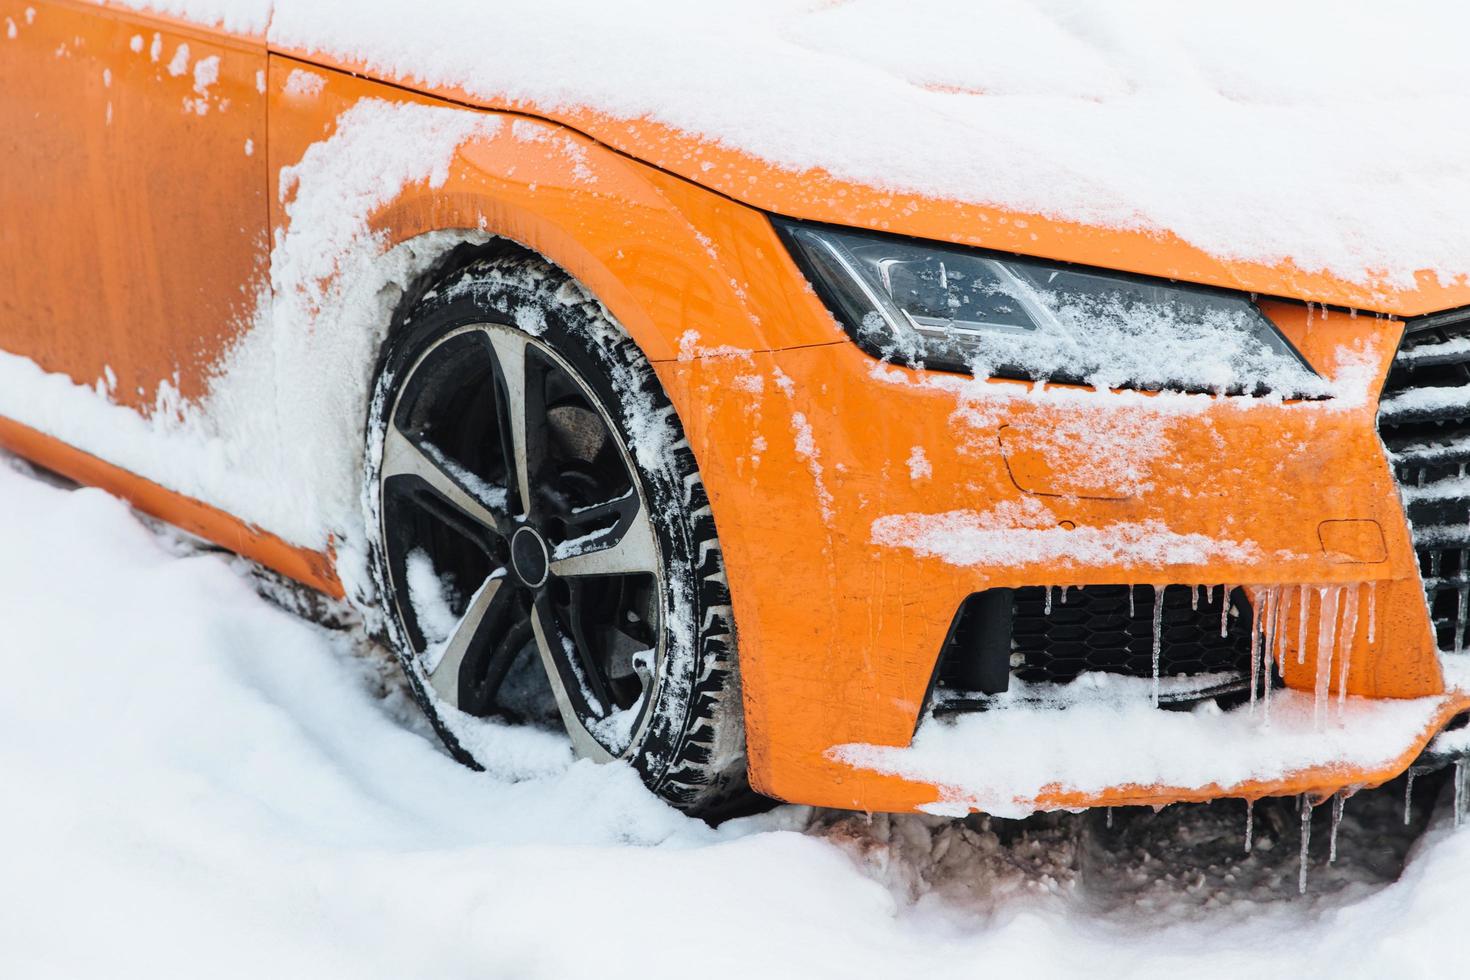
(773, 218, 1323, 397)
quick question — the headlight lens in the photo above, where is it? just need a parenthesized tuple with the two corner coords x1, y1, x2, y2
(774, 219, 1323, 397)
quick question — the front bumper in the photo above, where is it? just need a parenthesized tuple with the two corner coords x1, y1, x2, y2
(657, 287, 1470, 814)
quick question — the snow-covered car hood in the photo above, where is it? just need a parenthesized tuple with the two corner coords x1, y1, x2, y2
(117, 0, 1470, 315)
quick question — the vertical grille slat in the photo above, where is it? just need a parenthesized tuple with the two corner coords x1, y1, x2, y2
(1379, 306, 1470, 653)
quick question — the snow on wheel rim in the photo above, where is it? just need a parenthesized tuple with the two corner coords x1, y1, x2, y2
(376, 321, 667, 763)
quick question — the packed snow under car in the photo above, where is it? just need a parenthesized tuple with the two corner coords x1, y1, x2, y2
(5, 0, 1470, 822)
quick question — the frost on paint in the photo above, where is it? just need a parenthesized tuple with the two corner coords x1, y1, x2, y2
(192, 55, 219, 95)
(282, 67, 325, 99)
(166, 42, 189, 77)
(906, 445, 931, 481)
(871, 499, 1262, 571)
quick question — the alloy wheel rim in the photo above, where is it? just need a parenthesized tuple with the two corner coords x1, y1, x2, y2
(377, 322, 665, 762)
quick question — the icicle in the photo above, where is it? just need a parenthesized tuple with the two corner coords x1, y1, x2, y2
(1329, 792, 1344, 863)
(1152, 585, 1165, 707)
(1128, 585, 1135, 618)
(1262, 587, 1279, 723)
(1275, 585, 1292, 676)
(1307, 303, 1315, 327)
(1314, 587, 1341, 727)
(1106, 807, 1114, 829)
(1191, 585, 1200, 611)
(1457, 586, 1468, 655)
(1404, 771, 1416, 826)
(1244, 798, 1254, 854)
(1248, 588, 1263, 711)
(1337, 585, 1359, 711)
(1060, 585, 1070, 605)
(1220, 586, 1231, 638)
(1457, 762, 1466, 829)
(1299, 795, 1313, 894)
(1297, 584, 1310, 665)
(1366, 582, 1377, 643)
(1044, 587, 1053, 615)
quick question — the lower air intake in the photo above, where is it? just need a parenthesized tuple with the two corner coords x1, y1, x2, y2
(933, 584, 1256, 710)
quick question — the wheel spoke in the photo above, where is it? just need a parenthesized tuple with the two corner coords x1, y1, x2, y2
(382, 420, 508, 535)
(487, 330, 549, 519)
(550, 497, 658, 579)
(457, 593, 534, 717)
(563, 580, 621, 710)
(529, 597, 615, 762)
(425, 572, 508, 705)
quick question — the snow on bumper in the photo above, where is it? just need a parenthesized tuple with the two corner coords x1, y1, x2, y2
(830, 673, 1470, 819)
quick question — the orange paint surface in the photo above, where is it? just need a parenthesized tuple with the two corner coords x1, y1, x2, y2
(2, 0, 1466, 815)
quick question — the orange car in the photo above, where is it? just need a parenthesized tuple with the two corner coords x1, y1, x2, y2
(5, 0, 1470, 819)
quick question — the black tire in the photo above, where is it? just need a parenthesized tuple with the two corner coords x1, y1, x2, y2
(363, 250, 751, 818)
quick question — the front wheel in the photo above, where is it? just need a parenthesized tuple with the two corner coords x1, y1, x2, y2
(364, 253, 750, 817)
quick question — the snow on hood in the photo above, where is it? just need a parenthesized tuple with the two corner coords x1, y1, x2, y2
(106, 0, 1470, 301)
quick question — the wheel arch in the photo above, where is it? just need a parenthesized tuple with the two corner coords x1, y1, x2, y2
(360, 110, 807, 364)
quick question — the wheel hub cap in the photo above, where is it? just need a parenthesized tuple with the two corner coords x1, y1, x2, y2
(510, 524, 550, 588)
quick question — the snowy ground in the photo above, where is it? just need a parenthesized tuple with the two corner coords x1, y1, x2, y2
(3, 451, 1469, 979)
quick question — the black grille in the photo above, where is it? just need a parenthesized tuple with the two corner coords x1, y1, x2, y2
(935, 584, 1255, 701)
(1378, 306, 1470, 652)
(1013, 585, 1254, 683)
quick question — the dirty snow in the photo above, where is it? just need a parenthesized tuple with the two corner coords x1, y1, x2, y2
(7, 451, 1470, 977)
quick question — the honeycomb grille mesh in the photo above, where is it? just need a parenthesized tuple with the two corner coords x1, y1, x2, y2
(1011, 584, 1253, 684)
(1378, 307, 1470, 653)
